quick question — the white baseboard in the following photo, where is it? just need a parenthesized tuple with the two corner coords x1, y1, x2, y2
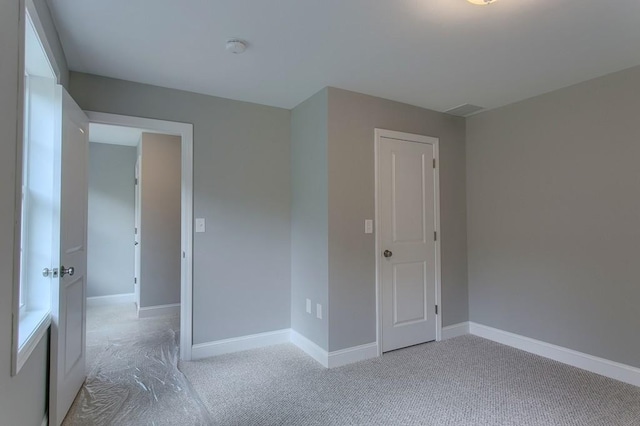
(289, 331, 378, 368)
(87, 293, 135, 307)
(192, 329, 291, 360)
(189, 320, 640, 387)
(137, 303, 180, 318)
(290, 330, 329, 367)
(469, 322, 640, 388)
(192, 329, 378, 369)
(41, 414, 48, 426)
(441, 321, 470, 340)
(328, 342, 378, 368)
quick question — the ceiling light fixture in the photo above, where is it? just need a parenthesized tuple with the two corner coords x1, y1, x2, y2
(467, 0, 498, 5)
(226, 39, 247, 54)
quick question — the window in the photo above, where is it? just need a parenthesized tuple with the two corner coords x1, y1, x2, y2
(19, 72, 30, 312)
(14, 10, 58, 373)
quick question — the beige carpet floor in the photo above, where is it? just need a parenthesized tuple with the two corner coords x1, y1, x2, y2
(180, 336, 640, 426)
(62, 303, 640, 425)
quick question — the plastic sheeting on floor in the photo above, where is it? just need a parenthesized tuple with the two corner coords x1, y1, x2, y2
(63, 328, 212, 426)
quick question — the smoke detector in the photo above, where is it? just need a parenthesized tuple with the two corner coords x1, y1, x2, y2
(226, 39, 247, 54)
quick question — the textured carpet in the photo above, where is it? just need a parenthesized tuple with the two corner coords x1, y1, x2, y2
(180, 336, 640, 426)
(63, 303, 211, 426)
(62, 305, 640, 425)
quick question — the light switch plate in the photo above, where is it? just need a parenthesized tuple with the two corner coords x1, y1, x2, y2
(195, 218, 206, 233)
(306, 299, 312, 314)
(316, 303, 322, 319)
(365, 219, 373, 234)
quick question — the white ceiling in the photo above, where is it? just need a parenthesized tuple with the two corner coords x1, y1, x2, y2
(89, 123, 144, 146)
(49, 0, 640, 112)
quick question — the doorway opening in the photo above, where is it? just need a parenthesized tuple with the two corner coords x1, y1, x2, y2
(85, 124, 182, 319)
(85, 113, 194, 361)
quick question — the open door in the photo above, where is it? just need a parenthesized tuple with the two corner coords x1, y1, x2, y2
(49, 89, 89, 426)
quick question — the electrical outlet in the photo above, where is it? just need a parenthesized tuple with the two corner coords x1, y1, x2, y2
(306, 298, 311, 314)
(316, 303, 322, 319)
(195, 218, 206, 233)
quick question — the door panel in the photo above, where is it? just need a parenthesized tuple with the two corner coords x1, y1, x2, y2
(392, 152, 426, 243)
(379, 135, 437, 353)
(64, 277, 84, 374)
(50, 88, 89, 426)
(393, 261, 427, 325)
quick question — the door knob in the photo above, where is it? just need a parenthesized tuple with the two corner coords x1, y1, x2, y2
(60, 266, 75, 278)
(383, 250, 393, 258)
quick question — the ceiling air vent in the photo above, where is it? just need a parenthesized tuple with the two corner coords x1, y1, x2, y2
(444, 104, 484, 117)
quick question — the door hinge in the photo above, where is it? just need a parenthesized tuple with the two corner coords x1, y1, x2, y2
(433, 158, 436, 169)
(134, 277, 137, 284)
(135, 178, 138, 185)
(135, 227, 137, 235)
(434, 231, 437, 241)
(435, 305, 438, 315)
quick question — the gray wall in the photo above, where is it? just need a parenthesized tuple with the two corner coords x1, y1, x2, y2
(139, 133, 181, 308)
(291, 89, 329, 350)
(87, 143, 136, 298)
(70, 72, 292, 344)
(326, 88, 469, 351)
(0, 1, 49, 425)
(289, 87, 469, 352)
(466, 65, 640, 368)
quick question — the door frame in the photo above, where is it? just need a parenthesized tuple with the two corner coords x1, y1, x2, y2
(134, 155, 141, 310)
(86, 111, 194, 361)
(374, 128, 442, 357)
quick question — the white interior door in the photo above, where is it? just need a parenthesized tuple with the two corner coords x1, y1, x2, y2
(50, 89, 89, 426)
(134, 156, 141, 309)
(378, 131, 439, 353)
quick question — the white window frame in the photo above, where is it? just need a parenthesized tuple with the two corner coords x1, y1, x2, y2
(18, 71, 30, 313)
(12, 2, 61, 376)
(17, 70, 55, 372)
